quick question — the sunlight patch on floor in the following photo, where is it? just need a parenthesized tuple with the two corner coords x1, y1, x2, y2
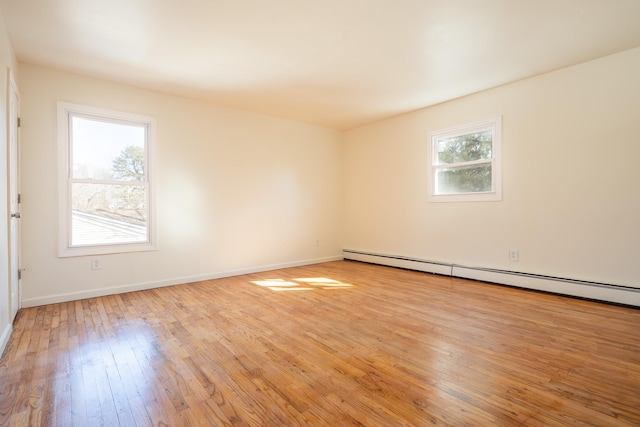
(251, 277, 353, 291)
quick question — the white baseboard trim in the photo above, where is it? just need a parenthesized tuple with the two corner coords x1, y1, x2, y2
(21, 255, 343, 308)
(343, 249, 640, 307)
(0, 323, 12, 359)
(343, 250, 453, 276)
(452, 266, 640, 307)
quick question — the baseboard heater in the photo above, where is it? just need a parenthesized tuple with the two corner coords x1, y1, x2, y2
(342, 249, 640, 307)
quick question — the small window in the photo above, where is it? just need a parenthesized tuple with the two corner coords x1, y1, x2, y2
(58, 103, 156, 256)
(428, 117, 502, 202)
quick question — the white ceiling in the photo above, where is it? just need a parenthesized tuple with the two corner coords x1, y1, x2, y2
(1, 0, 640, 130)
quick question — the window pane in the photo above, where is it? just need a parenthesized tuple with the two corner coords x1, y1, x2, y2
(435, 163, 492, 194)
(436, 130, 492, 164)
(71, 183, 148, 246)
(71, 116, 146, 181)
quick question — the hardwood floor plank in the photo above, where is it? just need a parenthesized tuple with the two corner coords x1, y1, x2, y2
(50, 375, 71, 427)
(1, 260, 638, 426)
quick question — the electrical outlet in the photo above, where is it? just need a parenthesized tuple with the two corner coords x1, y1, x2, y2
(316, 239, 320, 247)
(91, 258, 102, 270)
(509, 249, 519, 262)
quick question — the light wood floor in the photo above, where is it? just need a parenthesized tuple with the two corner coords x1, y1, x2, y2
(1, 261, 639, 426)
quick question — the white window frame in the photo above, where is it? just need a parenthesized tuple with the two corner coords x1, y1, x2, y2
(427, 116, 502, 203)
(57, 102, 157, 257)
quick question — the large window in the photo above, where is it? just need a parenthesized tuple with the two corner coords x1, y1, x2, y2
(428, 117, 502, 202)
(58, 103, 156, 256)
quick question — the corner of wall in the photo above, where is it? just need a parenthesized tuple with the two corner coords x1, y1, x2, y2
(0, 323, 11, 360)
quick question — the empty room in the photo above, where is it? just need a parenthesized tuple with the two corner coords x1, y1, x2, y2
(0, 0, 639, 425)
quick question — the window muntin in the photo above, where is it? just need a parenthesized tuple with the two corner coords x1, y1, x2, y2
(428, 117, 502, 202)
(58, 103, 156, 256)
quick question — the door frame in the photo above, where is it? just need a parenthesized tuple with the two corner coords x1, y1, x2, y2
(7, 67, 21, 321)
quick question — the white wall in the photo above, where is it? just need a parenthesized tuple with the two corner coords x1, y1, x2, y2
(19, 64, 343, 306)
(344, 48, 640, 290)
(0, 9, 18, 355)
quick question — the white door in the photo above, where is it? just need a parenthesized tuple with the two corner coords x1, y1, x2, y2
(8, 70, 20, 321)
